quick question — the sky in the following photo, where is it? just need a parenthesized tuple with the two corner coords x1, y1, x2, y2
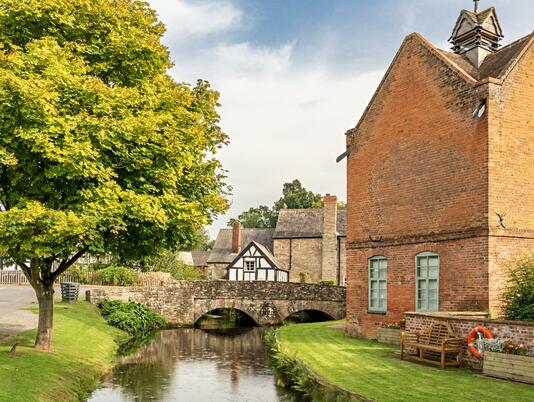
(146, 0, 534, 238)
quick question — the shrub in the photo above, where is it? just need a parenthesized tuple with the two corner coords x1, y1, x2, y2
(98, 266, 138, 286)
(502, 256, 534, 321)
(66, 265, 91, 284)
(318, 280, 335, 286)
(142, 251, 207, 280)
(99, 299, 166, 335)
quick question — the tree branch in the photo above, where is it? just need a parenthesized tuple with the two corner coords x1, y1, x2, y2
(52, 248, 88, 279)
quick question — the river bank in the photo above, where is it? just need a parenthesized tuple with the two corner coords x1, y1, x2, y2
(0, 302, 126, 402)
(271, 321, 534, 401)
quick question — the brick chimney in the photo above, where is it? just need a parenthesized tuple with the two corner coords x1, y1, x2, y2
(232, 220, 241, 253)
(321, 194, 338, 282)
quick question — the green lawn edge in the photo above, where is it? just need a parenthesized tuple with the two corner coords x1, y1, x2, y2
(276, 321, 534, 402)
(0, 301, 127, 402)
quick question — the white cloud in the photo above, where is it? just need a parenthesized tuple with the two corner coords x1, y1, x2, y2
(149, 0, 241, 39)
(147, 0, 385, 237)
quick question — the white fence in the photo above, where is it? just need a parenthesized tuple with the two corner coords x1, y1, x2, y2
(0, 270, 173, 287)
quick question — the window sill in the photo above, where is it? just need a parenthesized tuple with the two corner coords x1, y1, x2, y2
(367, 311, 387, 315)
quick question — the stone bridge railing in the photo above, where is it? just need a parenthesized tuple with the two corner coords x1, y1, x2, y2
(86, 281, 346, 326)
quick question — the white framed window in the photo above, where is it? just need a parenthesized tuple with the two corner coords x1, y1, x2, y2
(368, 256, 387, 312)
(244, 259, 256, 272)
(416, 252, 439, 312)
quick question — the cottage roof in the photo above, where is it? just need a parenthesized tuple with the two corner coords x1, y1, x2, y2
(191, 251, 210, 267)
(273, 208, 346, 239)
(207, 228, 275, 263)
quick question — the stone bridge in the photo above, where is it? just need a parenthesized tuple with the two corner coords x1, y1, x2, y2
(86, 281, 346, 326)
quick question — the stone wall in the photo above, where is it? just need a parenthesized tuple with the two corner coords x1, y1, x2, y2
(274, 238, 323, 283)
(86, 281, 346, 326)
(405, 312, 534, 367)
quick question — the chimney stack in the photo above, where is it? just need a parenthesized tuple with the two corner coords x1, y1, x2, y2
(322, 194, 338, 282)
(232, 220, 241, 253)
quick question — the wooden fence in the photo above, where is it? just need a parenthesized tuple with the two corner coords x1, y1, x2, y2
(0, 270, 173, 287)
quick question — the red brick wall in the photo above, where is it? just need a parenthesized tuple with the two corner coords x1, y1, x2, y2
(405, 312, 534, 367)
(346, 34, 488, 245)
(345, 237, 489, 338)
(345, 34, 491, 338)
(487, 42, 534, 314)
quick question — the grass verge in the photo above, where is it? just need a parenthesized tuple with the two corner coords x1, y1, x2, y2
(275, 321, 534, 402)
(0, 302, 127, 402)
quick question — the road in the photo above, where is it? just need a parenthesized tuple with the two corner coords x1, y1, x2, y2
(0, 286, 39, 335)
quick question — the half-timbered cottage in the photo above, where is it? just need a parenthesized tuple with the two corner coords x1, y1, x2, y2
(207, 194, 346, 284)
(227, 241, 289, 282)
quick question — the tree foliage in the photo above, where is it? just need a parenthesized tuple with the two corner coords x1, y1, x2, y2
(502, 256, 534, 321)
(228, 179, 323, 228)
(0, 0, 229, 349)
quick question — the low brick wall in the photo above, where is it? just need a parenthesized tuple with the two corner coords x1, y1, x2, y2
(405, 312, 534, 367)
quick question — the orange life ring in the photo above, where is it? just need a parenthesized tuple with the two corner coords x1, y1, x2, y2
(467, 326, 494, 358)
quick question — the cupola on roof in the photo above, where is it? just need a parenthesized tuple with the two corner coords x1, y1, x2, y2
(449, 1, 503, 68)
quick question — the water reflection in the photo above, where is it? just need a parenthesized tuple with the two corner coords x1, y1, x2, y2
(89, 327, 300, 402)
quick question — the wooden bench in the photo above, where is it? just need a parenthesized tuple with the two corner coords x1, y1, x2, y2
(400, 321, 463, 368)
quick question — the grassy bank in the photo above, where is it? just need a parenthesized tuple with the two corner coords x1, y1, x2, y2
(0, 302, 126, 402)
(275, 321, 534, 402)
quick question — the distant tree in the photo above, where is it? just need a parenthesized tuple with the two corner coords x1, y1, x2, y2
(228, 205, 277, 228)
(228, 179, 323, 228)
(0, 0, 228, 350)
(188, 227, 214, 251)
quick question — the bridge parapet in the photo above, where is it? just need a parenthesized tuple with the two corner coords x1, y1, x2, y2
(86, 281, 346, 326)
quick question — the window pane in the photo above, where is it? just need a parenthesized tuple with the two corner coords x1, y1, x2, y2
(379, 259, 387, 269)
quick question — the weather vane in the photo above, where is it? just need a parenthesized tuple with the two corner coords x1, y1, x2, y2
(474, 0, 480, 13)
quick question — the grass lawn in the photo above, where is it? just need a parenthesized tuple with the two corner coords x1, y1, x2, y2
(0, 302, 126, 402)
(276, 321, 534, 402)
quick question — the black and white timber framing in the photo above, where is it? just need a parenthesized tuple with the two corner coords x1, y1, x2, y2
(227, 241, 289, 282)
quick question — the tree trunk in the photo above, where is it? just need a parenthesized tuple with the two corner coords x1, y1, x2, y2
(34, 284, 55, 351)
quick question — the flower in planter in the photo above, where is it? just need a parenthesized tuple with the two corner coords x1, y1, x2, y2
(380, 320, 406, 329)
(479, 338, 533, 357)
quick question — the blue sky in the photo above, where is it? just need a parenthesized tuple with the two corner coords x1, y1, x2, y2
(147, 0, 534, 237)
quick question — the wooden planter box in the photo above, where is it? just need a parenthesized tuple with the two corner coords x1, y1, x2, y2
(377, 327, 403, 345)
(483, 352, 534, 384)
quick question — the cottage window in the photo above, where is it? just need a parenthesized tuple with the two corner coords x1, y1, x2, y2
(416, 252, 439, 312)
(368, 256, 387, 312)
(244, 259, 256, 272)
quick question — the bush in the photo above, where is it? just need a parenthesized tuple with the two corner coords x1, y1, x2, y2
(66, 265, 91, 284)
(502, 256, 534, 321)
(142, 251, 207, 280)
(99, 299, 166, 335)
(318, 280, 335, 286)
(98, 266, 138, 286)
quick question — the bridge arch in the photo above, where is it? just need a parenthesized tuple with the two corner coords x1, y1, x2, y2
(193, 305, 259, 327)
(192, 300, 264, 326)
(284, 309, 336, 323)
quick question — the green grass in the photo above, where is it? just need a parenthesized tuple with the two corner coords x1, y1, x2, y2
(0, 302, 126, 402)
(276, 321, 534, 402)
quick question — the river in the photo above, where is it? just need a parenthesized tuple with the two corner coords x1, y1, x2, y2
(88, 326, 302, 402)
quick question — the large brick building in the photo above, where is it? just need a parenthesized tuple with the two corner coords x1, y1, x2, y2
(207, 195, 347, 284)
(343, 5, 534, 338)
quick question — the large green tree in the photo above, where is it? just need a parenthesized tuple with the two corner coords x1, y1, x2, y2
(229, 179, 323, 228)
(0, 0, 229, 350)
